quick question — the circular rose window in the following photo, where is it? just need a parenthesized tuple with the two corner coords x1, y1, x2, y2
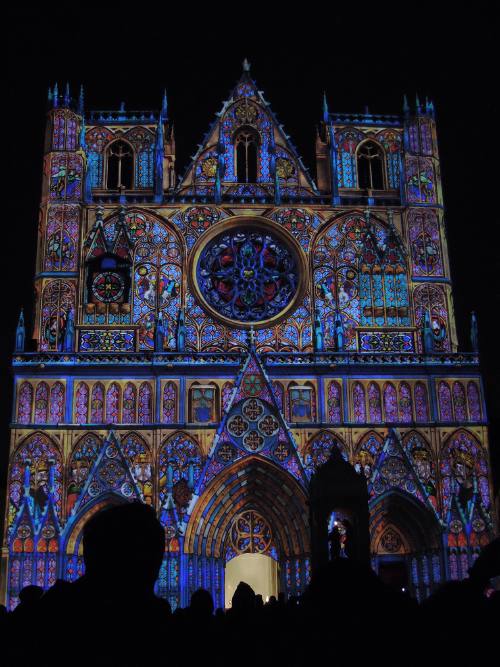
(191, 218, 305, 328)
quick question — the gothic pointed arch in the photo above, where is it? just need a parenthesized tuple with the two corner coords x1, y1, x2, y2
(66, 433, 102, 517)
(185, 455, 310, 561)
(353, 430, 385, 479)
(105, 138, 134, 190)
(158, 432, 203, 521)
(121, 431, 153, 505)
(356, 139, 386, 190)
(303, 430, 348, 477)
(17, 381, 34, 424)
(8, 432, 63, 530)
(369, 488, 443, 599)
(312, 212, 410, 351)
(402, 430, 438, 510)
(162, 381, 178, 423)
(66, 431, 143, 531)
(100, 208, 184, 352)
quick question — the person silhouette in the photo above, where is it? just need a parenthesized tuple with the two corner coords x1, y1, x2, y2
(8, 502, 171, 666)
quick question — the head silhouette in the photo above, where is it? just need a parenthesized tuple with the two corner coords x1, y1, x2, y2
(190, 588, 214, 618)
(231, 581, 255, 613)
(18, 585, 44, 606)
(83, 502, 165, 596)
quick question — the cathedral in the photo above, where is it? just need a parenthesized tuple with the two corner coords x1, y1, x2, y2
(2, 62, 496, 611)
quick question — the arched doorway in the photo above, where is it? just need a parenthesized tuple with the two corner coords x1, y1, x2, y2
(225, 553, 278, 606)
(370, 490, 443, 600)
(184, 457, 310, 608)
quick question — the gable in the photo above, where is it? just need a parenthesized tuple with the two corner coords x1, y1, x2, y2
(179, 66, 317, 196)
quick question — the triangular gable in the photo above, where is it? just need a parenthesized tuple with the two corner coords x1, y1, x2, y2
(179, 66, 317, 195)
(85, 220, 108, 261)
(37, 491, 62, 537)
(10, 495, 35, 542)
(369, 429, 440, 521)
(194, 346, 308, 502)
(71, 431, 143, 515)
(110, 222, 133, 261)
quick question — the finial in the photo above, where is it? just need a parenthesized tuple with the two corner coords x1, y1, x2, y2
(323, 92, 329, 123)
(23, 460, 32, 496)
(15, 308, 25, 353)
(429, 99, 435, 117)
(415, 92, 421, 114)
(314, 307, 324, 353)
(64, 82, 70, 107)
(78, 84, 84, 114)
(154, 115, 164, 203)
(470, 311, 479, 353)
(63, 308, 75, 353)
(247, 325, 256, 349)
(47, 86, 53, 103)
(53, 83, 59, 108)
(364, 105, 370, 115)
(423, 310, 433, 353)
(242, 57, 251, 72)
(403, 94, 410, 115)
(177, 307, 186, 352)
(120, 101, 125, 112)
(334, 309, 344, 352)
(161, 89, 168, 119)
(387, 208, 394, 228)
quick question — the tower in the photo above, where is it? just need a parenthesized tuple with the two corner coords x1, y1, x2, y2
(2, 66, 495, 611)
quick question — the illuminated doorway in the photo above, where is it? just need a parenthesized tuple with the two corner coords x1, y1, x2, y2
(224, 509, 278, 607)
(225, 552, 278, 608)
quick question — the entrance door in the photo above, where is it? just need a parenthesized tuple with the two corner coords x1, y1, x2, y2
(378, 558, 409, 592)
(225, 553, 278, 608)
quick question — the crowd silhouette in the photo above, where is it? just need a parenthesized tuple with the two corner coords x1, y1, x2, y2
(2, 502, 498, 666)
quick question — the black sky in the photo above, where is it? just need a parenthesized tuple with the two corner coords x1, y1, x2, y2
(3, 9, 498, 502)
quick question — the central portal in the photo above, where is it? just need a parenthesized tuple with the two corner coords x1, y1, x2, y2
(225, 553, 278, 608)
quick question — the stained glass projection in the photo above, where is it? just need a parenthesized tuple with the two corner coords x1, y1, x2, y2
(40, 280, 75, 351)
(196, 227, 299, 325)
(327, 381, 342, 423)
(17, 382, 33, 424)
(190, 384, 217, 423)
(130, 216, 182, 351)
(288, 385, 314, 422)
(162, 382, 177, 423)
(67, 434, 101, 515)
(159, 433, 202, 513)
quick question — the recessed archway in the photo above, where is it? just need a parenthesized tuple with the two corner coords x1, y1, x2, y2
(225, 553, 278, 608)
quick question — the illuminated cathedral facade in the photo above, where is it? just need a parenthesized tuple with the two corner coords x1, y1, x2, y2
(2, 63, 496, 610)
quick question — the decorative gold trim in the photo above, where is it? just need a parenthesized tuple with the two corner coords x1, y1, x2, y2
(188, 215, 307, 330)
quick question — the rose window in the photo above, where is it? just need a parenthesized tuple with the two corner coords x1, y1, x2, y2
(92, 272, 125, 302)
(230, 510, 272, 554)
(194, 225, 301, 326)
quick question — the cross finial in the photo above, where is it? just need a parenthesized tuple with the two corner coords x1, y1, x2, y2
(247, 325, 256, 349)
(242, 58, 251, 72)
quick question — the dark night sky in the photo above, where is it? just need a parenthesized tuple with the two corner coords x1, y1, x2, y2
(3, 9, 498, 509)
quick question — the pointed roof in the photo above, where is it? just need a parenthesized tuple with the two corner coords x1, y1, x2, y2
(179, 63, 318, 194)
(110, 219, 133, 260)
(70, 431, 143, 517)
(85, 219, 108, 261)
(191, 347, 308, 514)
(368, 428, 440, 522)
